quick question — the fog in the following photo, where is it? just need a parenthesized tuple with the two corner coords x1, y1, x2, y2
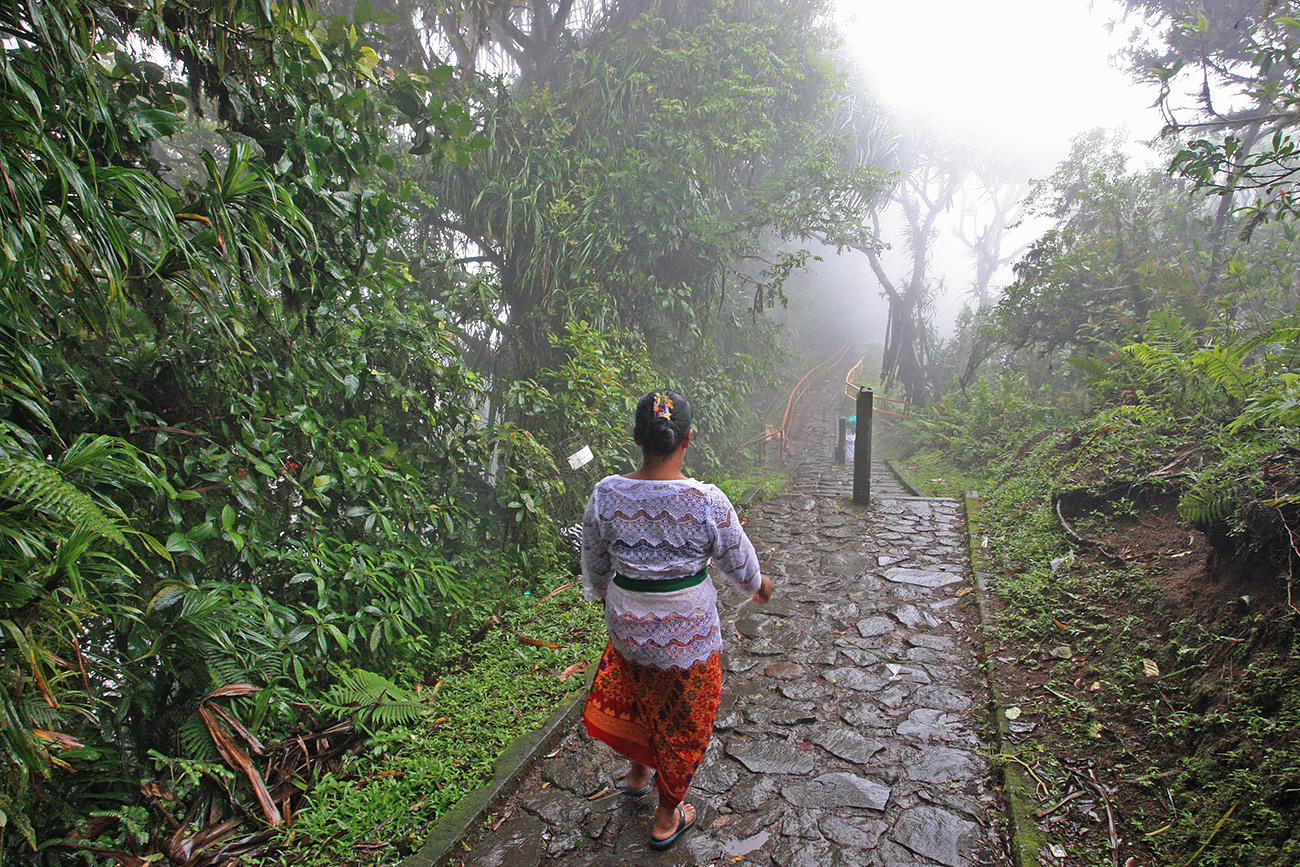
(788, 0, 1169, 352)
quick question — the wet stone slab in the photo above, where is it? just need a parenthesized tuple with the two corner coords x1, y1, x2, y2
(724, 739, 817, 776)
(778, 681, 832, 702)
(891, 804, 978, 867)
(905, 646, 956, 666)
(904, 747, 982, 784)
(877, 682, 915, 709)
(742, 638, 787, 656)
(883, 566, 966, 588)
(722, 654, 762, 674)
(782, 772, 891, 811)
(857, 614, 897, 636)
(821, 550, 874, 575)
(763, 701, 818, 726)
(522, 787, 594, 828)
(541, 755, 606, 797)
(810, 729, 887, 764)
(820, 814, 889, 849)
(896, 709, 974, 744)
(817, 599, 860, 620)
(757, 597, 803, 618)
(692, 753, 742, 794)
(728, 775, 781, 812)
(772, 631, 824, 652)
(893, 603, 942, 630)
(825, 666, 888, 692)
(461, 813, 545, 867)
(915, 684, 974, 712)
(735, 610, 774, 638)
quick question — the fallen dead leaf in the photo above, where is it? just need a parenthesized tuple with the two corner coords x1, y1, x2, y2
(517, 634, 564, 650)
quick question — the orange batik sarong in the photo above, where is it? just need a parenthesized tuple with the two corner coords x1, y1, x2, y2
(582, 643, 722, 807)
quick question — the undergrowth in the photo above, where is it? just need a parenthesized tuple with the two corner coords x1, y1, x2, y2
(898, 380, 1300, 867)
(243, 460, 776, 866)
(252, 578, 606, 867)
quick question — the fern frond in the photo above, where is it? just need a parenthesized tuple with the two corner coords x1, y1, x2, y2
(1179, 487, 1235, 526)
(1241, 325, 1300, 355)
(366, 701, 431, 727)
(0, 440, 126, 547)
(0, 792, 38, 848)
(328, 669, 411, 705)
(323, 669, 430, 729)
(1121, 342, 1184, 380)
(202, 649, 251, 690)
(177, 714, 219, 762)
(1193, 346, 1259, 400)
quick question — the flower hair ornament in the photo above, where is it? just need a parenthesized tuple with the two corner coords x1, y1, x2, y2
(652, 392, 674, 420)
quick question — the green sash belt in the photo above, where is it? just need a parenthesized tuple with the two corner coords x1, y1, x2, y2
(613, 569, 708, 593)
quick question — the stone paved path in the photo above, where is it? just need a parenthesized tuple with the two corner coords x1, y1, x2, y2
(452, 412, 1008, 866)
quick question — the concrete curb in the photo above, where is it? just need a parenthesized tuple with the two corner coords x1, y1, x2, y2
(737, 485, 766, 511)
(883, 458, 927, 497)
(397, 668, 596, 867)
(964, 492, 1047, 867)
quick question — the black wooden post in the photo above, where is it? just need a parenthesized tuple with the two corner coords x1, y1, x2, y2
(852, 388, 873, 505)
(834, 417, 846, 464)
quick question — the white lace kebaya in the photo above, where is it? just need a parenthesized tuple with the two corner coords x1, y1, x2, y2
(581, 475, 762, 671)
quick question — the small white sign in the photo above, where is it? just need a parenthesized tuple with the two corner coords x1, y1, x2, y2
(567, 445, 594, 470)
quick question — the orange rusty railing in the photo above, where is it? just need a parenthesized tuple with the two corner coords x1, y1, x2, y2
(844, 362, 911, 421)
(742, 343, 850, 462)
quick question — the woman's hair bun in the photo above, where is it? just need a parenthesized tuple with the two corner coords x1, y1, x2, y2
(634, 389, 692, 456)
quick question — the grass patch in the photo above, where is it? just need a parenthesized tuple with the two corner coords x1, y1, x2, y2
(705, 465, 790, 504)
(252, 577, 606, 866)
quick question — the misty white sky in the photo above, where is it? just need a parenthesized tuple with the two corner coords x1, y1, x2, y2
(838, 0, 1161, 165)
(809, 0, 1169, 344)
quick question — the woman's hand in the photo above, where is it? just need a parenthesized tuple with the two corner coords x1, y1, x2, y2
(752, 574, 773, 604)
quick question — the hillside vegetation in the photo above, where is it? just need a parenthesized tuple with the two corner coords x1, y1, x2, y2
(895, 129, 1300, 866)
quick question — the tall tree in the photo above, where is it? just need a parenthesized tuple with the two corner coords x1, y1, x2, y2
(858, 132, 967, 405)
(954, 158, 1032, 307)
(0, 0, 492, 855)
(1119, 0, 1300, 229)
(990, 131, 1225, 359)
(400, 0, 884, 437)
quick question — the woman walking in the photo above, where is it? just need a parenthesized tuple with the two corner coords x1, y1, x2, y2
(581, 389, 773, 851)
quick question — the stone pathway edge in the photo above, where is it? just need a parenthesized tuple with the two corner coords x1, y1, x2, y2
(396, 668, 597, 867)
(882, 458, 928, 496)
(966, 492, 1048, 867)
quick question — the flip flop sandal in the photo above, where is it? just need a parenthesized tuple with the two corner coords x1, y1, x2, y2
(648, 804, 696, 851)
(621, 772, 654, 797)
